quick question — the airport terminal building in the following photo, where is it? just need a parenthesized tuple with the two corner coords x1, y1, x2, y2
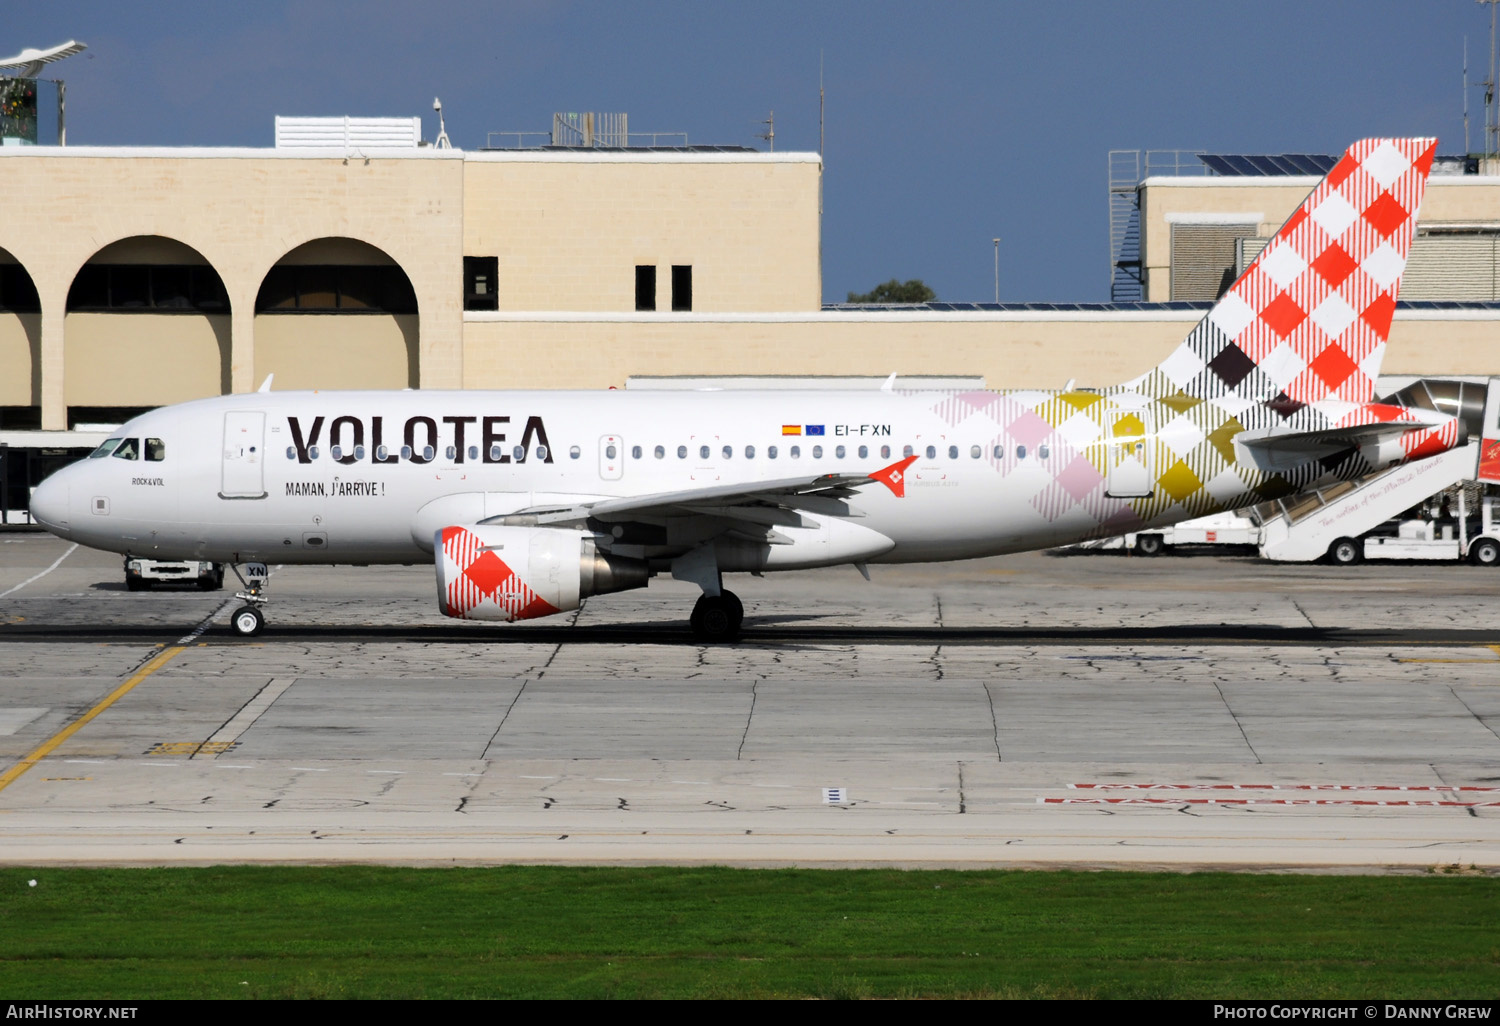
(3, 114, 1500, 514)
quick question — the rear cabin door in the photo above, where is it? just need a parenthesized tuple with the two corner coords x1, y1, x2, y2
(221, 411, 267, 499)
(1104, 409, 1154, 498)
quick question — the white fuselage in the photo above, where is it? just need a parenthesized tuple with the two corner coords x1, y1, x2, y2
(34, 388, 1158, 567)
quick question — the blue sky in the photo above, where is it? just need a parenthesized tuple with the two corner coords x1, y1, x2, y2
(8, 2, 1490, 303)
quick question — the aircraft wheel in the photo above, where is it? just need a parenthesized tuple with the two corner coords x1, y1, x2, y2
(231, 605, 265, 638)
(1327, 537, 1362, 566)
(1469, 537, 1500, 567)
(721, 589, 744, 631)
(690, 594, 741, 642)
(1134, 534, 1166, 557)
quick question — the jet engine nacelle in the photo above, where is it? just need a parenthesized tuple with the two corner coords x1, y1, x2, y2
(435, 524, 649, 621)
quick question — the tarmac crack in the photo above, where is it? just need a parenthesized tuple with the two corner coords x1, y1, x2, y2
(737, 680, 758, 760)
(1213, 680, 1262, 763)
(1449, 686, 1500, 746)
(981, 680, 1001, 762)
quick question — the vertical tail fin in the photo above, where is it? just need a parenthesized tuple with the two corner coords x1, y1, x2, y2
(1133, 137, 1438, 406)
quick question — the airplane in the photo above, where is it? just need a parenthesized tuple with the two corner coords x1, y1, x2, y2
(28, 137, 1465, 642)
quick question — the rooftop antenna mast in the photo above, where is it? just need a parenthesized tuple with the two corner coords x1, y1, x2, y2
(432, 97, 451, 149)
(1484, 0, 1499, 159)
(1465, 35, 1471, 155)
(757, 110, 774, 151)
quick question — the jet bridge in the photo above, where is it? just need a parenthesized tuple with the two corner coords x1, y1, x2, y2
(1256, 378, 1500, 564)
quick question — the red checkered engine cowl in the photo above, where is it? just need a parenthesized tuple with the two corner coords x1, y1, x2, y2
(436, 525, 569, 622)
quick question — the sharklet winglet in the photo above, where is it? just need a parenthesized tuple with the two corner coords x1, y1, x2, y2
(868, 455, 919, 498)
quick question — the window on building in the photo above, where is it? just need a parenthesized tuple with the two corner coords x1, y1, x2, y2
(67, 265, 229, 313)
(0, 266, 41, 313)
(635, 265, 657, 311)
(254, 266, 417, 313)
(464, 256, 499, 312)
(671, 265, 693, 311)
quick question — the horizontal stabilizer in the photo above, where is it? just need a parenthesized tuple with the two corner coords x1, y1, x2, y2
(1238, 420, 1428, 455)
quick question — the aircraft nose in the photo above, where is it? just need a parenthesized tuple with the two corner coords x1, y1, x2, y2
(30, 473, 70, 535)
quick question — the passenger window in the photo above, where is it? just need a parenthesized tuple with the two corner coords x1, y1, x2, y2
(446, 445, 456, 461)
(309, 446, 320, 460)
(993, 445, 1003, 459)
(925, 446, 936, 459)
(1017, 445, 1027, 459)
(285, 446, 296, 460)
(790, 445, 801, 459)
(605, 444, 617, 459)
(472, 446, 482, 461)
(723, 445, 733, 460)
(513, 445, 525, 461)
(569, 446, 580, 460)
(903, 445, 914, 458)
(90, 439, 122, 459)
(631, 445, 642, 459)
(835, 445, 846, 459)
(700, 445, 710, 459)
(677, 445, 687, 459)
(355, 445, 366, 460)
(1039, 444, 1050, 460)
(331, 445, 344, 461)
(881, 445, 890, 460)
(745, 445, 755, 459)
(768, 445, 778, 459)
(490, 444, 503, 461)
(400, 445, 413, 460)
(858, 445, 868, 459)
(423, 445, 436, 462)
(378, 445, 390, 461)
(947, 445, 958, 460)
(145, 438, 165, 462)
(654, 445, 665, 459)
(112, 438, 140, 461)
(812, 445, 823, 459)
(970, 445, 981, 459)
(536, 445, 549, 461)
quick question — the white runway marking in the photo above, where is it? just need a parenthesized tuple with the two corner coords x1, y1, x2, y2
(204, 677, 294, 749)
(0, 543, 77, 600)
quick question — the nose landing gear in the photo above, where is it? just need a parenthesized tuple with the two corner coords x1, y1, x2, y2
(227, 562, 270, 637)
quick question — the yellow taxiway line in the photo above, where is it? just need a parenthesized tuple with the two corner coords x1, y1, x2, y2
(0, 645, 185, 795)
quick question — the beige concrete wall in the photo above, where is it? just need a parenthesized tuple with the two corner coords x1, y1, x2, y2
(254, 314, 418, 390)
(63, 313, 228, 406)
(0, 150, 466, 426)
(462, 157, 821, 313)
(461, 316, 1196, 391)
(1140, 178, 1500, 300)
(462, 313, 1500, 392)
(0, 313, 39, 406)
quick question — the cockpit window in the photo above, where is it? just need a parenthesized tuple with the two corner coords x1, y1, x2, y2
(145, 438, 166, 462)
(112, 438, 140, 461)
(89, 438, 122, 459)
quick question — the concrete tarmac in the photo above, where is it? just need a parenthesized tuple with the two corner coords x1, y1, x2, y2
(1, 533, 1499, 871)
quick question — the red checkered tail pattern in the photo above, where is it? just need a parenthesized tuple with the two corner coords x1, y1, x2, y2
(1131, 137, 1437, 406)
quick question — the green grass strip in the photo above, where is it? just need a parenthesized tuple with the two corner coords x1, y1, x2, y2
(1, 866, 1495, 999)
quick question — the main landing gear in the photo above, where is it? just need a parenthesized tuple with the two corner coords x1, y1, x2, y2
(227, 562, 270, 637)
(690, 589, 743, 642)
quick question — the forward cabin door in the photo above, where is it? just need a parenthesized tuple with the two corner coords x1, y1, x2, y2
(1104, 409, 1154, 498)
(221, 411, 268, 499)
(599, 434, 624, 480)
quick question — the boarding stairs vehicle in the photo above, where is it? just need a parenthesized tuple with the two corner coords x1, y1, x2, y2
(1256, 378, 1500, 565)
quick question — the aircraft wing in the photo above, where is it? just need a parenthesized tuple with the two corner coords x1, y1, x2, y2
(489, 456, 919, 531)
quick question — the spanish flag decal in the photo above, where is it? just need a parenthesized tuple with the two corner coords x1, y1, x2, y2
(782, 425, 802, 435)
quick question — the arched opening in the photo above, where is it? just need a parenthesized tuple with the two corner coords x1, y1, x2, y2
(0, 248, 41, 429)
(64, 236, 230, 426)
(254, 238, 418, 390)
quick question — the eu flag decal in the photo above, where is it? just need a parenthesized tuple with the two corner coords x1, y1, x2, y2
(805, 424, 825, 436)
